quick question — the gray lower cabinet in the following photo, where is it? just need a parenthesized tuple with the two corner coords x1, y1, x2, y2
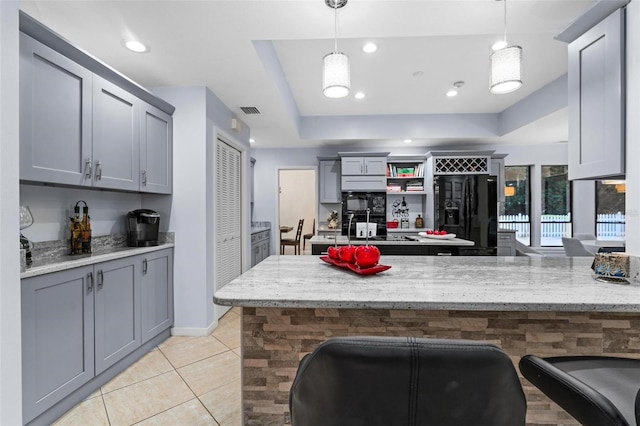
(93, 256, 141, 375)
(19, 33, 93, 186)
(568, 8, 625, 180)
(141, 249, 174, 344)
(21, 249, 174, 425)
(21, 266, 95, 424)
(251, 230, 271, 267)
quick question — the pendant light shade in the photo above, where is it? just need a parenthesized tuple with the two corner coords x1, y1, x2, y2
(323, 52, 350, 98)
(490, 45, 522, 94)
(323, 0, 349, 98)
(489, 0, 522, 94)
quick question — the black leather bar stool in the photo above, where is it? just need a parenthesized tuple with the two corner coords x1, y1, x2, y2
(289, 336, 526, 426)
(519, 355, 640, 426)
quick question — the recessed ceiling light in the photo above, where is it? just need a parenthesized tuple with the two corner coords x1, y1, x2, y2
(447, 81, 464, 97)
(491, 40, 508, 51)
(249, 138, 255, 143)
(354, 92, 365, 99)
(412, 70, 424, 78)
(446, 89, 458, 97)
(123, 39, 149, 53)
(403, 139, 412, 144)
(362, 42, 378, 53)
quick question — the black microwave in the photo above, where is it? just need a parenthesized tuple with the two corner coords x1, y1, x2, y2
(342, 192, 386, 216)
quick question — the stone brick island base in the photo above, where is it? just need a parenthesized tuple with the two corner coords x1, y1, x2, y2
(241, 307, 640, 426)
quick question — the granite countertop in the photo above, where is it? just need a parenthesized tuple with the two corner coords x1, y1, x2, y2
(21, 243, 175, 279)
(251, 226, 271, 234)
(214, 255, 640, 312)
(309, 235, 475, 246)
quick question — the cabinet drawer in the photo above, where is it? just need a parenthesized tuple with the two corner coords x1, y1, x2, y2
(341, 175, 386, 191)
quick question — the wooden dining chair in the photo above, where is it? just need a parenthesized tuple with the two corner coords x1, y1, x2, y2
(303, 219, 315, 251)
(281, 219, 304, 255)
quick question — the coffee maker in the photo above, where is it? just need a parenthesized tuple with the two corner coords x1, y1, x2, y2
(126, 209, 160, 247)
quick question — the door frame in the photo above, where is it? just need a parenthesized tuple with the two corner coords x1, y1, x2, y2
(275, 166, 318, 253)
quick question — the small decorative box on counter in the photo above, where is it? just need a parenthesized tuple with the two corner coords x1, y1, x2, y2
(592, 253, 629, 284)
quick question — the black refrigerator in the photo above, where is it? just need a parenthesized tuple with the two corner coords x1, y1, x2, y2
(434, 175, 497, 255)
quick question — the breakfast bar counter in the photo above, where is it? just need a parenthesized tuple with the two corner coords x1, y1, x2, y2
(214, 256, 640, 425)
(309, 234, 476, 255)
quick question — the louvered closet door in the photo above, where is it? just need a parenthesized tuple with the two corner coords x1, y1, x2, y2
(215, 139, 242, 291)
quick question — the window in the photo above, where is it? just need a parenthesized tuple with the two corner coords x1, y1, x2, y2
(540, 166, 571, 247)
(596, 180, 625, 241)
(500, 166, 530, 246)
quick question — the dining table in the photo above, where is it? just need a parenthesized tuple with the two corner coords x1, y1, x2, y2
(279, 225, 293, 240)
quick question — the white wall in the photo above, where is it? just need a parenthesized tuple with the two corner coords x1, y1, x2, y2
(148, 86, 251, 335)
(20, 185, 143, 241)
(0, 1, 22, 423)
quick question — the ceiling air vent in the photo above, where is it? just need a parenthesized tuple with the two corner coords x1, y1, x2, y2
(240, 106, 261, 115)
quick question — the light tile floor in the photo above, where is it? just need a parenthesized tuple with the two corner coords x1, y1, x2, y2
(53, 307, 242, 426)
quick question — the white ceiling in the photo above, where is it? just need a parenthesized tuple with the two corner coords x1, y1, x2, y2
(19, 0, 597, 149)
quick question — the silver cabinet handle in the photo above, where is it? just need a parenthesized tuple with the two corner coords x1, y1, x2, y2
(84, 158, 93, 179)
(97, 269, 104, 290)
(360, 164, 364, 174)
(87, 272, 94, 292)
(95, 161, 102, 181)
(142, 170, 147, 186)
(143, 258, 148, 275)
(365, 164, 368, 174)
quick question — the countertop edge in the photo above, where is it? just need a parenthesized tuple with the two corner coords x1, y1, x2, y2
(212, 297, 640, 313)
(21, 243, 175, 279)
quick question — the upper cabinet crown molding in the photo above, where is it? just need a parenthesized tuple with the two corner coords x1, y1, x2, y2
(555, 0, 630, 43)
(19, 11, 174, 115)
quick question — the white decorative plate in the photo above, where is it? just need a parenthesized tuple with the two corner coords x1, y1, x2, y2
(418, 232, 456, 240)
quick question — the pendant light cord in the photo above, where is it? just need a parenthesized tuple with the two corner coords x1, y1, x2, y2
(334, 0, 338, 52)
(503, 0, 508, 44)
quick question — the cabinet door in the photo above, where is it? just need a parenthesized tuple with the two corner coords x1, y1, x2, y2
(568, 9, 625, 180)
(364, 157, 387, 175)
(140, 103, 173, 194)
(21, 266, 94, 424)
(141, 249, 174, 344)
(20, 34, 93, 186)
(491, 158, 505, 202)
(319, 160, 341, 203)
(252, 243, 260, 267)
(341, 157, 365, 175)
(93, 75, 140, 191)
(94, 256, 141, 374)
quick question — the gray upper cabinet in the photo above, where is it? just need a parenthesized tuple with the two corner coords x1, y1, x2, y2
(19, 34, 93, 186)
(19, 29, 173, 193)
(341, 156, 387, 175)
(141, 103, 173, 194)
(21, 265, 95, 424)
(319, 159, 341, 203)
(140, 249, 174, 344)
(93, 76, 140, 191)
(94, 256, 141, 375)
(568, 8, 625, 180)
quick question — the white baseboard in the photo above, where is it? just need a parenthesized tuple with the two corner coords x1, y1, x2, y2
(171, 320, 218, 337)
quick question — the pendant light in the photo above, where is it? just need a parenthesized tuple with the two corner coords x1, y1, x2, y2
(323, 0, 350, 98)
(490, 0, 522, 94)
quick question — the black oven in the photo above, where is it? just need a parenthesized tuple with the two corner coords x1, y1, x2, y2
(341, 192, 387, 237)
